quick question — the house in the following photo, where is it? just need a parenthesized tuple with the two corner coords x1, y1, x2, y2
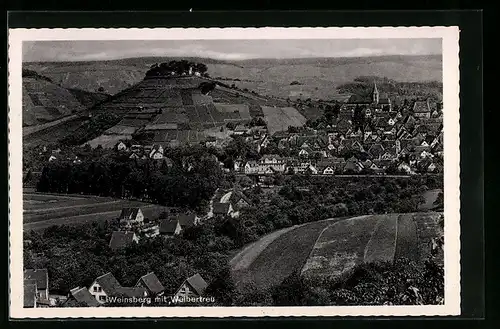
(109, 231, 139, 250)
(149, 145, 164, 159)
(136, 272, 165, 297)
(259, 154, 286, 172)
(24, 281, 37, 308)
(398, 162, 414, 175)
(368, 144, 385, 159)
(298, 148, 310, 157)
(234, 125, 249, 135)
(413, 99, 432, 119)
(159, 219, 182, 236)
(173, 212, 200, 229)
(118, 207, 144, 227)
(233, 157, 244, 172)
(64, 287, 101, 307)
(344, 157, 363, 173)
(24, 269, 49, 300)
(244, 161, 260, 174)
(322, 166, 335, 175)
(213, 202, 237, 218)
(116, 141, 128, 151)
(88, 273, 148, 304)
(88, 272, 122, 303)
(229, 190, 253, 210)
(173, 273, 208, 300)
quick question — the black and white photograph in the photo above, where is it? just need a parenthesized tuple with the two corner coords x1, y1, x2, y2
(8, 27, 460, 317)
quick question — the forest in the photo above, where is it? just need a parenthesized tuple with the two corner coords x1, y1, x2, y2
(35, 146, 224, 211)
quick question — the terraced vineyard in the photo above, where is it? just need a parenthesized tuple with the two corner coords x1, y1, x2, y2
(230, 212, 443, 291)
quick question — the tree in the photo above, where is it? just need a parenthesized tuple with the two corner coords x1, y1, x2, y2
(205, 266, 237, 306)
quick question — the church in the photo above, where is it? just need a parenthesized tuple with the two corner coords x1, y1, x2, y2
(343, 82, 392, 112)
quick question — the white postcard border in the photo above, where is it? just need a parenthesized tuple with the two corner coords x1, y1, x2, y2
(8, 26, 460, 318)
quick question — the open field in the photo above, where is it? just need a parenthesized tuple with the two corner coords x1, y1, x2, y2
(261, 106, 307, 135)
(23, 192, 169, 231)
(230, 212, 443, 291)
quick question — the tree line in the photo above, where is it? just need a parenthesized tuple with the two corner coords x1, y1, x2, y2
(146, 60, 209, 77)
(36, 146, 224, 211)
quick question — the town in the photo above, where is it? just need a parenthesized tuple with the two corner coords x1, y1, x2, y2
(22, 54, 445, 308)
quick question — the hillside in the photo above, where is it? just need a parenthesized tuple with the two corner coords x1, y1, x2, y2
(231, 212, 443, 292)
(24, 55, 442, 99)
(22, 69, 109, 127)
(86, 74, 292, 148)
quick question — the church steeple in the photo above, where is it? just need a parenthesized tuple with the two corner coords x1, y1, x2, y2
(372, 81, 380, 105)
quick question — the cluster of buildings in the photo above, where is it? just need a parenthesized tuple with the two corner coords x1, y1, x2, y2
(232, 85, 443, 176)
(109, 188, 249, 251)
(116, 142, 169, 161)
(24, 268, 209, 308)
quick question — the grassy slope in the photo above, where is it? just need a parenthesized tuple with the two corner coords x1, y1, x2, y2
(232, 212, 443, 291)
(23, 192, 169, 228)
(232, 219, 335, 291)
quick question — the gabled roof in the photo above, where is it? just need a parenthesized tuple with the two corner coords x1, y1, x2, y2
(413, 100, 431, 113)
(94, 272, 122, 295)
(137, 272, 165, 295)
(109, 231, 137, 250)
(184, 273, 208, 296)
(69, 287, 101, 307)
(229, 190, 252, 206)
(174, 213, 198, 228)
(368, 144, 385, 157)
(24, 269, 48, 290)
(24, 283, 37, 308)
(115, 287, 148, 298)
(159, 219, 181, 234)
(119, 208, 141, 221)
(213, 202, 231, 215)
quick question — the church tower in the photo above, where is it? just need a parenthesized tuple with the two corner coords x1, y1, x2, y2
(372, 81, 380, 105)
